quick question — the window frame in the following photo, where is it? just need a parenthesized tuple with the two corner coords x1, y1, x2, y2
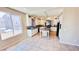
(0, 7, 25, 40)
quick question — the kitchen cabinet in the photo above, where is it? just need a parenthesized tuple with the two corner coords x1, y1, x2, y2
(51, 27, 57, 31)
(27, 28, 38, 37)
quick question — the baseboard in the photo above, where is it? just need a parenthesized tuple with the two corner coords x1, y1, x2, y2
(59, 40, 79, 47)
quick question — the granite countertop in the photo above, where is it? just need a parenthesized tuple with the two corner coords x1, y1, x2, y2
(27, 25, 44, 29)
(27, 26, 38, 29)
(27, 25, 57, 30)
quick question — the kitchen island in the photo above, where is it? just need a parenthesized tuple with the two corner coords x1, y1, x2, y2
(27, 26, 38, 37)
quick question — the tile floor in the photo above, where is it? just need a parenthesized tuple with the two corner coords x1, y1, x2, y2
(6, 33, 79, 51)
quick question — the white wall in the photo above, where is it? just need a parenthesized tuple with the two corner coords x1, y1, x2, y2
(60, 8, 79, 46)
(26, 14, 32, 26)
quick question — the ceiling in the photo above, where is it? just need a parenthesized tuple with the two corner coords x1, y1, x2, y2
(11, 7, 64, 16)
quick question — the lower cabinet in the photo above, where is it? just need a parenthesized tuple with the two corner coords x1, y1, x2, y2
(27, 28, 38, 37)
(51, 27, 57, 31)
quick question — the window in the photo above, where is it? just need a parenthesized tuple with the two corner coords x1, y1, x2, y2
(11, 15, 22, 35)
(0, 11, 22, 40)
